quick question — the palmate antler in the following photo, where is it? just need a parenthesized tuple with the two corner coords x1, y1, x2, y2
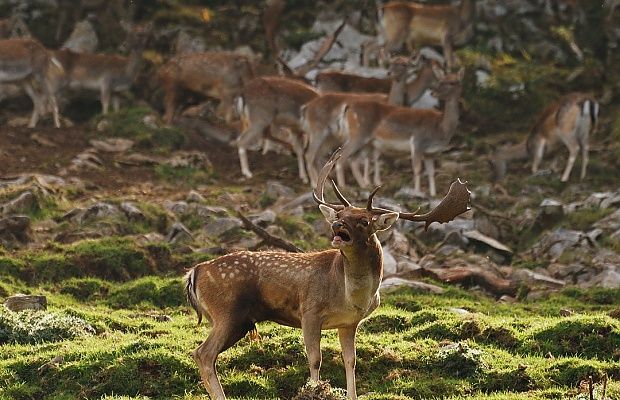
(314, 148, 471, 228)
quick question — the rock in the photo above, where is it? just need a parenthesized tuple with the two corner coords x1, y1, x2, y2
(265, 181, 296, 199)
(463, 229, 512, 255)
(187, 190, 206, 203)
(30, 133, 57, 147)
(448, 307, 471, 315)
(586, 228, 603, 242)
(203, 217, 242, 238)
(81, 202, 121, 222)
(65, 149, 104, 172)
(397, 260, 421, 274)
(115, 153, 162, 166)
(89, 138, 134, 152)
(388, 230, 409, 255)
(165, 151, 211, 169)
(474, 213, 501, 240)
(174, 30, 207, 54)
(536, 198, 564, 228)
(5, 294, 47, 311)
(142, 115, 159, 129)
(498, 295, 516, 303)
(436, 244, 462, 257)
(134, 232, 166, 245)
(509, 269, 566, 289)
(382, 247, 397, 277)
(581, 266, 620, 289)
(166, 222, 193, 244)
(248, 209, 277, 226)
(0, 191, 37, 215)
(380, 277, 445, 294)
(559, 309, 574, 317)
(164, 201, 188, 216)
(600, 193, 620, 209)
(594, 209, 620, 232)
(547, 262, 586, 279)
(120, 202, 145, 221)
(61, 18, 98, 53)
(532, 228, 591, 261)
(584, 192, 613, 208)
(0, 215, 32, 244)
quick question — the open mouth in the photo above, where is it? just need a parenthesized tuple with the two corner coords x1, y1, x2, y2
(332, 227, 351, 247)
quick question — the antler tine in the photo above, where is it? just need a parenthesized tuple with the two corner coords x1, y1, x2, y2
(366, 185, 382, 210)
(313, 148, 345, 210)
(398, 179, 471, 230)
(330, 179, 351, 207)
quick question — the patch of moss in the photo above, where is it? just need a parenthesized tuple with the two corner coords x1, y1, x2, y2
(0, 309, 95, 344)
(154, 165, 213, 186)
(106, 277, 184, 309)
(562, 208, 613, 231)
(60, 278, 111, 301)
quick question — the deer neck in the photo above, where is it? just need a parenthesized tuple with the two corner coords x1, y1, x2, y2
(388, 76, 407, 106)
(125, 44, 144, 80)
(339, 235, 383, 307)
(405, 67, 433, 105)
(439, 92, 460, 138)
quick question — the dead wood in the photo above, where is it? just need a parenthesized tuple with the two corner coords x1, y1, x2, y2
(421, 266, 517, 296)
(236, 210, 302, 253)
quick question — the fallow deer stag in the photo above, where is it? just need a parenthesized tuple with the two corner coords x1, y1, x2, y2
(236, 76, 319, 182)
(185, 148, 471, 400)
(490, 92, 599, 182)
(338, 66, 464, 196)
(52, 23, 150, 115)
(158, 51, 255, 124)
(0, 38, 61, 128)
(369, 0, 474, 68)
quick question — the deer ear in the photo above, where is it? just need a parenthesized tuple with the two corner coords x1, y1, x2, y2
(372, 212, 399, 232)
(319, 205, 338, 224)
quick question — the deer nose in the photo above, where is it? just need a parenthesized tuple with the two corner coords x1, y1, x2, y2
(332, 221, 344, 230)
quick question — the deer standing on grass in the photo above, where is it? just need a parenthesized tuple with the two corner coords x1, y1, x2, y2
(304, 56, 445, 186)
(0, 38, 61, 128)
(338, 66, 464, 196)
(51, 23, 150, 115)
(185, 148, 471, 400)
(367, 0, 474, 68)
(236, 76, 320, 182)
(158, 51, 255, 124)
(490, 93, 599, 182)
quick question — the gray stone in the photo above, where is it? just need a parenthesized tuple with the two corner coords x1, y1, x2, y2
(509, 269, 565, 289)
(397, 260, 421, 274)
(203, 217, 242, 238)
(382, 247, 397, 277)
(89, 138, 134, 152)
(380, 277, 445, 294)
(0, 191, 36, 215)
(537, 198, 564, 228)
(164, 201, 189, 216)
(5, 294, 47, 312)
(82, 202, 121, 222)
(580, 266, 620, 289)
(594, 209, 620, 232)
(61, 18, 98, 53)
(547, 263, 586, 279)
(0, 215, 31, 244)
(265, 181, 296, 199)
(166, 222, 193, 244)
(584, 192, 613, 208)
(248, 209, 277, 226)
(187, 190, 206, 203)
(120, 202, 145, 221)
(600, 193, 620, 209)
(532, 228, 590, 260)
(463, 229, 512, 254)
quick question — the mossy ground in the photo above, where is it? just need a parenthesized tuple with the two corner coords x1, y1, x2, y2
(2, 256, 619, 400)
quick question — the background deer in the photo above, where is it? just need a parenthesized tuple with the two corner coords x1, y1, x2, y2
(158, 51, 255, 124)
(304, 56, 445, 186)
(0, 38, 61, 128)
(490, 92, 599, 182)
(236, 76, 319, 182)
(185, 149, 471, 400)
(338, 66, 464, 196)
(51, 22, 150, 115)
(372, 0, 474, 68)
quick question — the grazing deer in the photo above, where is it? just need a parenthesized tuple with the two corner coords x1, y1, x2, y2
(490, 93, 599, 182)
(0, 38, 61, 128)
(371, 0, 474, 68)
(236, 76, 319, 182)
(51, 22, 150, 115)
(338, 66, 464, 196)
(185, 148, 471, 400)
(159, 51, 255, 124)
(304, 56, 445, 186)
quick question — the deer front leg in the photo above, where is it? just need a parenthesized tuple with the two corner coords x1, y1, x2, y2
(561, 144, 579, 182)
(580, 140, 589, 180)
(100, 84, 111, 115)
(23, 82, 41, 128)
(424, 158, 436, 197)
(237, 122, 267, 179)
(531, 138, 546, 174)
(302, 316, 323, 381)
(410, 138, 424, 196)
(338, 325, 358, 399)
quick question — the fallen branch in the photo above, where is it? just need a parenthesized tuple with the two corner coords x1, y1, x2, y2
(295, 18, 347, 76)
(421, 266, 517, 296)
(236, 210, 302, 253)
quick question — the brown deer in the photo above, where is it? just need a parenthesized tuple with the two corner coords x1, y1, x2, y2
(51, 23, 150, 115)
(159, 51, 255, 124)
(338, 66, 464, 196)
(0, 38, 61, 128)
(185, 148, 471, 400)
(490, 93, 599, 183)
(371, 0, 474, 68)
(236, 76, 320, 182)
(304, 56, 445, 186)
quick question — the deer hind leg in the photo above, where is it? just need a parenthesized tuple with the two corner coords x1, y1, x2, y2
(410, 139, 424, 196)
(305, 129, 331, 187)
(424, 158, 436, 197)
(23, 81, 41, 128)
(531, 138, 546, 174)
(372, 146, 382, 186)
(338, 326, 358, 400)
(100, 84, 111, 115)
(578, 125, 590, 181)
(301, 316, 322, 381)
(288, 127, 309, 184)
(560, 134, 580, 182)
(237, 122, 268, 179)
(192, 321, 249, 400)
(349, 152, 370, 188)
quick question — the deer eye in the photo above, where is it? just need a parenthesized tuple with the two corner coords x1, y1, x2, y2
(360, 220, 369, 227)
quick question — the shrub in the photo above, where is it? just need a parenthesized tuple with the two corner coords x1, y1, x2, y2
(292, 380, 347, 400)
(0, 309, 95, 344)
(60, 278, 110, 301)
